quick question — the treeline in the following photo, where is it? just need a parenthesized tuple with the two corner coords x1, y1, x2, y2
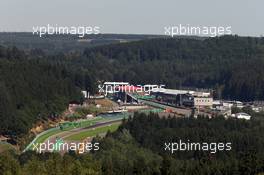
(1, 113, 264, 174)
(0, 46, 84, 138)
(0, 152, 101, 175)
(0, 33, 157, 54)
(80, 35, 264, 101)
(92, 112, 264, 174)
(122, 113, 264, 158)
(2, 35, 264, 101)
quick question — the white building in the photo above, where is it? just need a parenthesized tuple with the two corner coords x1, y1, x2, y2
(233, 113, 251, 120)
(233, 101, 244, 109)
(81, 90, 89, 98)
(193, 97, 213, 107)
(154, 88, 213, 108)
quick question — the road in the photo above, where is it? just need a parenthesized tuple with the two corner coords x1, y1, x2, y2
(34, 119, 122, 153)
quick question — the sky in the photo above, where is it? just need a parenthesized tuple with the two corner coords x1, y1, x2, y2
(0, 0, 263, 36)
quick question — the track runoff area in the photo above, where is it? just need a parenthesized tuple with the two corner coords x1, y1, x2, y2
(25, 99, 164, 154)
(25, 113, 128, 153)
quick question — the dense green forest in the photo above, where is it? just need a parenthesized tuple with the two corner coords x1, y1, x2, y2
(1, 34, 264, 174)
(96, 113, 264, 174)
(0, 33, 160, 54)
(0, 46, 84, 138)
(1, 34, 264, 140)
(80, 35, 264, 101)
(1, 113, 264, 175)
(2, 34, 264, 102)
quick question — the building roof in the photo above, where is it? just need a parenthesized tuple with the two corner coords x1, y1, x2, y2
(155, 88, 191, 95)
(154, 88, 211, 97)
(104, 82, 129, 85)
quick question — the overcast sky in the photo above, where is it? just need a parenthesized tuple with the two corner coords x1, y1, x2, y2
(0, 0, 263, 36)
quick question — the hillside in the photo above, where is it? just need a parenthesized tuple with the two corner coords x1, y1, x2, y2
(80, 35, 264, 101)
(0, 46, 83, 138)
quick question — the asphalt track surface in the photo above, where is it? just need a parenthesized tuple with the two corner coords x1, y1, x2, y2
(34, 119, 122, 153)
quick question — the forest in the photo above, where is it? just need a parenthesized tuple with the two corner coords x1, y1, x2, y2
(80, 35, 264, 101)
(1, 35, 264, 141)
(1, 112, 264, 175)
(1, 34, 264, 174)
(2, 34, 264, 102)
(0, 33, 158, 54)
(0, 46, 84, 138)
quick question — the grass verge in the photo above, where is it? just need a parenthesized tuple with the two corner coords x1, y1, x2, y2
(65, 122, 121, 141)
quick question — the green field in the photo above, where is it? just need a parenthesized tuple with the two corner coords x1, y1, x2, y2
(27, 117, 104, 150)
(33, 128, 61, 145)
(40, 118, 104, 141)
(65, 122, 121, 141)
(26, 113, 127, 151)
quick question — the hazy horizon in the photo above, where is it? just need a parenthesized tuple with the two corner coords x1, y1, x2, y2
(0, 0, 263, 37)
